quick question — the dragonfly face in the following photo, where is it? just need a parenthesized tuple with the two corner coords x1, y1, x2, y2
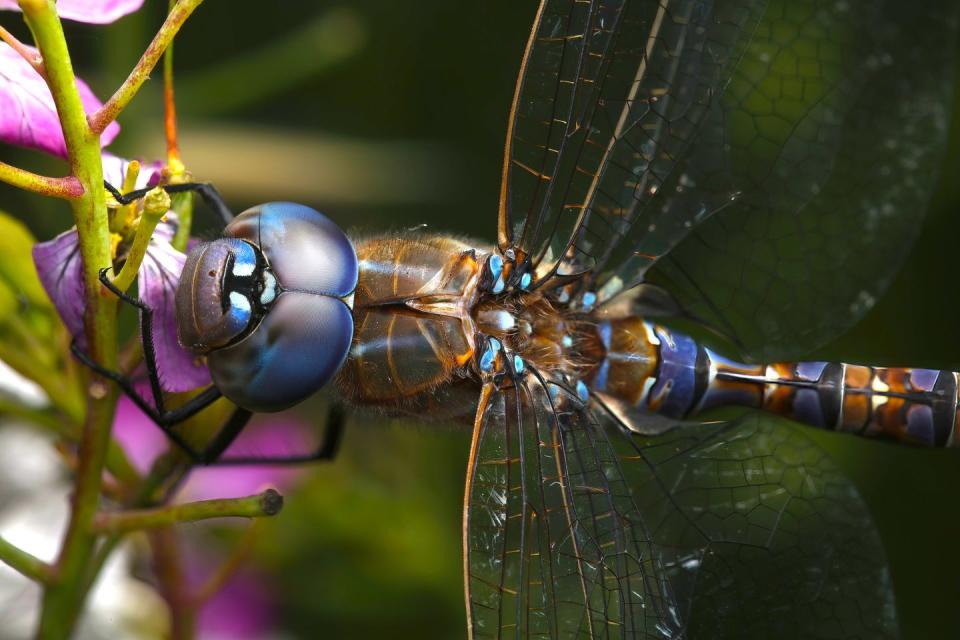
(176, 202, 358, 413)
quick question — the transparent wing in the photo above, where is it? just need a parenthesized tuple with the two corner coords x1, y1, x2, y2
(465, 379, 680, 639)
(465, 379, 894, 636)
(640, 0, 958, 360)
(499, 0, 957, 358)
(603, 408, 897, 637)
(498, 0, 765, 278)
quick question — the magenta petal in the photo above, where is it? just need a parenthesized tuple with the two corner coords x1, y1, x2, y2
(140, 239, 211, 393)
(0, 44, 119, 157)
(182, 416, 310, 501)
(112, 396, 310, 499)
(112, 396, 169, 472)
(32, 229, 85, 340)
(0, 0, 144, 23)
(197, 568, 275, 639)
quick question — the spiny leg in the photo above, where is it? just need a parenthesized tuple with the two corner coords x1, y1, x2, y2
(72, 267, 226, 463)
(78, 242, 346, 467)
(104, 180, 234, 225)
(210, 404, 346, 466)
(77, 269, 346, 466)
(71, 339, 223, 462)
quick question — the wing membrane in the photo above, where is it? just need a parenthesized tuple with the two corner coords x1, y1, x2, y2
(465, 381, 895, 636)
(499, 0, 958, 357)
(465, 379, 679, 638)
(499, 0, 765, 279)
(606, 410, 897, 637)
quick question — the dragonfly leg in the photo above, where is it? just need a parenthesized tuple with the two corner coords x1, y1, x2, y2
(208, 404, 346, 466)
(71, 338, 227, 463)
(104, 180, 235, 225)
(71, 267, 230, 463)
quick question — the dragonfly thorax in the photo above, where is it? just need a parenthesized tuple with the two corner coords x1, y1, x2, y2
(473, 294, 583, 379)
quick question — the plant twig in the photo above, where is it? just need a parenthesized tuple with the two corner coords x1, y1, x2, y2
(111, 186, 171, 292)
(0, 23, 45, 76)
(148, 527, 195, 639)
(0, 162, 83, 199)
(88, 0, 205, 135)
(0, 535, 53, 583)
(163, 0, 181, 167)
(93, 490, 284, 534)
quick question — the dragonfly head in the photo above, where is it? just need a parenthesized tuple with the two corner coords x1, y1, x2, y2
(176, 202, 358, 412)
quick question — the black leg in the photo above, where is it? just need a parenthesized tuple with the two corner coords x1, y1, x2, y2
(77, 255, 345, 468)
(209, 404, 346, 466)
(104, 180, 235, 225)
(72, 339, 225, 459)
(97, 267, 167, 415)
(72, 266, 227, 463)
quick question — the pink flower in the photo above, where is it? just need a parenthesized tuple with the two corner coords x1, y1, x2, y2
(112, 397, 311, 638)
(112, 397, 309, 500)
(196, 566, 276, 640)
(0, 0, 144, 24)
(0, 43, 119, 156)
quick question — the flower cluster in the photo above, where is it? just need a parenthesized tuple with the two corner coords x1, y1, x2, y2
(0, 1, 310, 636)
(2, 1, 209, 392)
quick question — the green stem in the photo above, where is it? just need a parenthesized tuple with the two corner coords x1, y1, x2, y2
(0, 399, 63, 432)
(88, 0, 205, 135)
(93, 489, 284, 534)
(0, 161, 83, 199)
(112, 187, 170, 292)
(19, 2, 117, 637)
(79, 456, 190, 596)
(170, 191, 194, 252)
(0, 535, 53, 583)
(149, 527, 196, 640)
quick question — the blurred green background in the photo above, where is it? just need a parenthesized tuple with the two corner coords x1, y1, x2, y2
(3, 1, 960, 638)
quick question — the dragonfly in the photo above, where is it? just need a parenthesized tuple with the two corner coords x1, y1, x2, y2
(70, 0, 959, 637)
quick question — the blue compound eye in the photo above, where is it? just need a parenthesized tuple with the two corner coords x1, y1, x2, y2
(207, 292, 354, 413)
(176, 202, 358, 412)
(225, 202, 358, 297)
(176, 238, 259, 352)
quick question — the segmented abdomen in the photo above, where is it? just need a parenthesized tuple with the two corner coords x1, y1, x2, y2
(588, 317, 960, 447)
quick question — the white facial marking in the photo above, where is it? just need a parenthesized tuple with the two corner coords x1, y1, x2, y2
(260, 271, 277, 305)
(232, 259, 255, 277)
(229, 291, 252, 313)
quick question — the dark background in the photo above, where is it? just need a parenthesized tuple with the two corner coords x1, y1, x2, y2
(3, 2, 960, 637)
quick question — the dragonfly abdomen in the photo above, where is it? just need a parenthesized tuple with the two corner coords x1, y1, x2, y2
(588, 317, 959, 447)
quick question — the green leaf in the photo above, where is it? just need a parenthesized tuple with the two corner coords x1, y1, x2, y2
(0, 210, 53, 310)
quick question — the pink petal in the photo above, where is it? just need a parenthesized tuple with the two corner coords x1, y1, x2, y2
(31, 228, 85, 340)
(180, 415, 311, 501)
(0, 0, 144, 24)
(112, 397, 310, 499)
(197, 568, 276, 639)
(139, 238, 211, 393)
(0, 43, 119, 157)
(111, 395, 169, 471)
